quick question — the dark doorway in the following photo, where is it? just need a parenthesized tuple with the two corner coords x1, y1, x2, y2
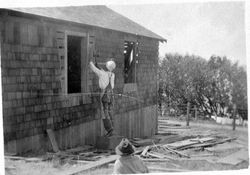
(67, 35, 82, 94)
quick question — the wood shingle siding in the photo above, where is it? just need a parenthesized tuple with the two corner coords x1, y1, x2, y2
(0, 6, 162, 153)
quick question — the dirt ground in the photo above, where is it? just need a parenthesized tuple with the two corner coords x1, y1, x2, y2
(4, 117, 249, 175)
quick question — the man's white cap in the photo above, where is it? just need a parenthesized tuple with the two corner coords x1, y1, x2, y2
(106, 60, 116, 71)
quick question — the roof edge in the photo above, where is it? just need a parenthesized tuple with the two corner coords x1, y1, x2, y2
(0, 7, 167, 42)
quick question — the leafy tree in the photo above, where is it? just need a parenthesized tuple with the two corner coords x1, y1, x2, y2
(158, 53, 247, 119)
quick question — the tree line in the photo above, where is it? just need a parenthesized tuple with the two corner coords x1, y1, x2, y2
(158, 53, 248, 120)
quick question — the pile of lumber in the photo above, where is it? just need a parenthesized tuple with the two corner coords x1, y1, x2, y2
(133, 136, 236, 161)
(165, 136, 236, 150)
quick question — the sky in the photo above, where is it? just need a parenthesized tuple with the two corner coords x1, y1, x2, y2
(0, 0, 248, 66)
(109, 2, 246, 65)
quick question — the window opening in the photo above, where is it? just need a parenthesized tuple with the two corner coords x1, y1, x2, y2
(124, 41, 136, 83)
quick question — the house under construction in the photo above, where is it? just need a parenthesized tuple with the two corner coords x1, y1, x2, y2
(0, 6, 166, 154)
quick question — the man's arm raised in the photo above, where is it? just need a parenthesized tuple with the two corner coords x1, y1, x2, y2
(90, 61, 102, 76)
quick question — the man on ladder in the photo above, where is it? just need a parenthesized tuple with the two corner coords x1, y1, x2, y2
(90, 59, 116, 137)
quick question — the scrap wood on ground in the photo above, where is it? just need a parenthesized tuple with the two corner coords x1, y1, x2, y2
(129, 119, 248, 167)
(132, 135, 236, 160)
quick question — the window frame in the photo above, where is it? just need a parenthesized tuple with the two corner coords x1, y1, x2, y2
(124, 40, 136, 84)
(64, 31, 88, 95)
(123, 37, 138, 93)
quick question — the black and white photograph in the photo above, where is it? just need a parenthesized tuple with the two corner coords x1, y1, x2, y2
(0, 0, 249, 174)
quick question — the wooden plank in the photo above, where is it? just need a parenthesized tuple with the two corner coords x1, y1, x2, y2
(46, 129, 59, 152)
(141, 146, 150, 157)
(163, 145, 190, 158)
(190, 137, 216, 143)
(147, 151, 173, 159)
(62, 155, 118, 175)
(165, 138, 199, 149)
(134, 150, 143, 155)
(147, 152, 165, 159)
(216, 149, 248, 165)
(186, 137, 237, 149)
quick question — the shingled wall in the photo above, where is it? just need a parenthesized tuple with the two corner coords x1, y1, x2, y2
(0, 14, 159, 153)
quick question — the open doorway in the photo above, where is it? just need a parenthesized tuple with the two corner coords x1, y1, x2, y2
(67, 35, 82, 94)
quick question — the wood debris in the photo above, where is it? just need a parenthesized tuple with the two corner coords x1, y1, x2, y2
(46, 129, 60, 153)
(131, 135, 237, 161)
(131, 119, 246, 166)
(141, 146, 150, 157)
(163, 145, 190, 158)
